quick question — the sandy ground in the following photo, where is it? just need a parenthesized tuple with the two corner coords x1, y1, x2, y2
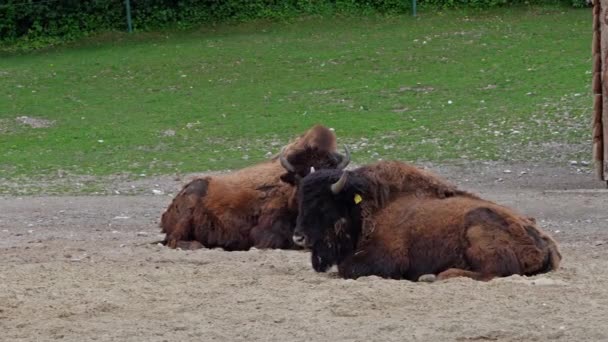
(1, 163, 608, 341)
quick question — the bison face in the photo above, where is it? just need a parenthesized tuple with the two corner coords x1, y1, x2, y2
(279, 146, 351, 186)
(277, 124, 350, 186)
(294, 170, 363, 272)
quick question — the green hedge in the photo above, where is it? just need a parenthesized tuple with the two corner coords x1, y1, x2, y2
(0, 0, 586, 45)
(0, 0, 408, 43)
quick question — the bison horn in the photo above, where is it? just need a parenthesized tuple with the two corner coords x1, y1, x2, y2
(336, 145, 351, 170)
(279, 147, 296, 172)
(330, 171, 349, 194)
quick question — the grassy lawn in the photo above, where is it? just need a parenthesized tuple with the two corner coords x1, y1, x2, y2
(0, 6, 592, 184)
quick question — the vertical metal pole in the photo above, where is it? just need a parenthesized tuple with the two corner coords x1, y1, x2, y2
(125, 0, 133, 33)
(412, 0, 417, 16)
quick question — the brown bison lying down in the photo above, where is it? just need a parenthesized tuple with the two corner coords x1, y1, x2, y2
(160, 124, 350, 251)
(293, 161, 561, 281)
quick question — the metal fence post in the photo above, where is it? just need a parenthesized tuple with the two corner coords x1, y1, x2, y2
(412, 0, 417, 16)
(125, 0, 133, 33)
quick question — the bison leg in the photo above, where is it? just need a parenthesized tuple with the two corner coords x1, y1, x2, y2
(164, 217, 193, 249)
(250, 212, 297, 250)
(338, 248, 406, 280)
(161, 178, 210, 248)
(436, 268, 492, 281)
(463, 224, 523, 280)
(173, 240, 204, 250)
(520, 225, 561, 275)
(165, 239, 203, 250)
(250, 227, 294, 249)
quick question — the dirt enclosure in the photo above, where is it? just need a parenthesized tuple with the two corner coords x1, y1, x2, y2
(1, 163, 608, 341)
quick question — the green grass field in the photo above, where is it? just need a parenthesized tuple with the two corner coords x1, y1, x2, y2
(0, 6, 592, 182)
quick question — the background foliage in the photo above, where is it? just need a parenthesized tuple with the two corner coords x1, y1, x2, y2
(0, 0, 587, 48)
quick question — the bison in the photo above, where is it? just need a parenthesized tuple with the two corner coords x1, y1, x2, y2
(160, 124, 350, 251)
(293, 161, 561, 281)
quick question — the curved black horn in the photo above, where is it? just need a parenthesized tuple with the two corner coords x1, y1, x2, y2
(330, 171, 348, 194)
(336, 145, 351, 170)
(279, 147, 296, 172)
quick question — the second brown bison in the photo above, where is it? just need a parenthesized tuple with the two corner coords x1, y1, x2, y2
(160, 124, 350, 251)
(293, 161, 561, 281)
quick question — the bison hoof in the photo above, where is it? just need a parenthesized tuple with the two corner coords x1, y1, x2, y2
(418, 274, 437, 283)
(178, 240, 203, 250)
(166, 239, 178, 249)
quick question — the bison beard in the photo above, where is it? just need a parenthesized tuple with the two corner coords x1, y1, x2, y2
(311, 244, 334, 273)
(310, 218, 359, 272)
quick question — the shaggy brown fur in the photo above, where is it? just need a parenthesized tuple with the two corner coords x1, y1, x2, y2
(294, 161, 561, 281)
(338, 195, 561, 281)
(349, 161, 469, 237)
(160, 124, 348, 250)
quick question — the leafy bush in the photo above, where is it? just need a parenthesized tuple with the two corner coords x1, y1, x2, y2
(0, 0, 123, 43)
(0, 0, 586, 47)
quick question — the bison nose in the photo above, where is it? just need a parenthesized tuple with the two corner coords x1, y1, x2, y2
(292, 231, 308, 247)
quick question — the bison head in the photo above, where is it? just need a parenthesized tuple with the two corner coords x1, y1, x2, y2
(279, 145, 350, 185)
(293, 170, 366, 272)
(277, 125, 350, 185)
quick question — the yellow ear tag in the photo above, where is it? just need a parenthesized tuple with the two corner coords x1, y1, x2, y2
(354, 194, 363, 204)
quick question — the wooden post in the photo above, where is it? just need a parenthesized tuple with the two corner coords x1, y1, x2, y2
(595, 0, 606, 180)
(125, 0, 133, 33)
